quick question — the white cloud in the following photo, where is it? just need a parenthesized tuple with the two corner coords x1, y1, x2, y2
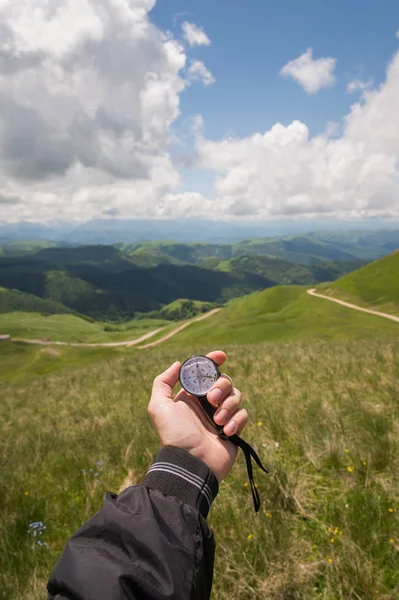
(187, 60, 215, 86)
(182, 22, 211, 47)
(280, 48, 337, 93)
(347, 79, 373, 94)
(0, 0, 211, 223)
(155, 192, 213, 218)
(196, 50, 399, 219)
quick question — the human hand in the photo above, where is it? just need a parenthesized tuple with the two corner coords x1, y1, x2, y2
(148, 351, 248, 482)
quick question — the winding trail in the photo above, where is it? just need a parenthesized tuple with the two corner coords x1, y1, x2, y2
(136, 308, 221, 349)
(307, 288, 399, 323)
(9, 308, 222, 349)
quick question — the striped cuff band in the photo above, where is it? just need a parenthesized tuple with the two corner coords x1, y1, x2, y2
(143, 447, 219, 518)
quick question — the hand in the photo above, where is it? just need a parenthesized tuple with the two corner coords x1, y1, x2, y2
(148, 351, 248, 482)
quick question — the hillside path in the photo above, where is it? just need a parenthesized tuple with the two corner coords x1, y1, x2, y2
(137, 308, 222, 349)
(307, 288, 399, 323)
(10, 308, 222, 348)
(13, 328, 165, 348)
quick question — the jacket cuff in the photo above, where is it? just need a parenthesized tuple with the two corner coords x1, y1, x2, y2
(143, 447, 219, 518)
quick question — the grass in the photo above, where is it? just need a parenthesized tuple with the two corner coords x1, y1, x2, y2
(318, 252, 399, 316)
(0, 312, 167, 343)
(0, 342, 125, 384)
(163, 285, 398, 347)
(1, 341, 399, 599)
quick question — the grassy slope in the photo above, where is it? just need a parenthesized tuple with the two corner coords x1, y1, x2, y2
(0, 287, 75, 316)
(1, 342, 398, 599)
(0, 312, 167, 343)
(318, 252, 399, 316)
(0, 342, 124, 383)
(163, 285, 398, 348)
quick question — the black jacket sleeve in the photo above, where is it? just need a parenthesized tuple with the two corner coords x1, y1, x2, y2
(47, 447, 219, 600)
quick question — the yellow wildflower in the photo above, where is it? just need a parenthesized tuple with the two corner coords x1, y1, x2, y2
(345, 449, 349, 453)
(347, 466, 354, 473)
(257, 421, 263, 427)
(328, 558, 333, 564)
(24, 491, 29, 496)
(328, 527, 333, 534)
(265, 512, 272, 518)
(389, 538, 394, 544)
(388, 508, 394, 513)
(247, 534, 253, 540)
(334, 528, 339, 534)
(330, 538, 335, 544)
(244, 482, 249, 487)
(363, 461, 367, 466)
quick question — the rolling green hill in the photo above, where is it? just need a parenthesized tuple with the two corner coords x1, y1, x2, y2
(0, 243, 368, 322)
(213, 255, 366, 285)
(0, 312, 166, 344)
(118, 229, 399, 266)
(162, 285, 398, 347)
(0, 287, 76, 316)
(146, 298, 220, 321)
(0, 247, 276, 320)
(318, 251, 399, 316)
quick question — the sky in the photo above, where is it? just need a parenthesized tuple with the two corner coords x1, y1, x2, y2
(0, 0, 399, 223)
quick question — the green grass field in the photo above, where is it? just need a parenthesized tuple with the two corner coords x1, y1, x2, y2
(318, 252, 399, 316)
(0, 312, 167, 344)
(1, 341, 398, 599)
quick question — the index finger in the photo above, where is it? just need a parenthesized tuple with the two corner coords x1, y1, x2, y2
(206, 350, 227, 367)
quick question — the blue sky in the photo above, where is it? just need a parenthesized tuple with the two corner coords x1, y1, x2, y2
(152, 0, 399, 139)
(0, 0, 398, 223)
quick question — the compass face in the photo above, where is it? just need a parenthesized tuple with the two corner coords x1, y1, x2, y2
(179, 356, 220, 396)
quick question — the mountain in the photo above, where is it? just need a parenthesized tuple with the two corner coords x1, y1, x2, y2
(317, 251, 399, 316)
(120, 230, 398, 267)
(1, 218, 398, 246)
(0, 246, 276, 320)
(212, 255, 366, 284)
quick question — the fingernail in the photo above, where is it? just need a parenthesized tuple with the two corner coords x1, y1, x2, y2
(214, 409, 228, 425)
(208, 389, 222, 405)
(224, 420, 237, 436)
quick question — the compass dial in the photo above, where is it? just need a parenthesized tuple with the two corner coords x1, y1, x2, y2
(179, 356, 220, 397)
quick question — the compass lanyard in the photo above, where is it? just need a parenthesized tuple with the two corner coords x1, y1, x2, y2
(198, 395, 268, 512)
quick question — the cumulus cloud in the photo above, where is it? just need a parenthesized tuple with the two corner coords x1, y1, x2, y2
(347, 79, 373, 94)
(187, 60, 215, 86)
(0, 0, 199, 222)
(196, 50, 399, 218)
(182, 22, 211, 47)
(280, 48, 337, 93)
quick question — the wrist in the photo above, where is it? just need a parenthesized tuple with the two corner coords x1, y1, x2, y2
(143, 446, 219, 518)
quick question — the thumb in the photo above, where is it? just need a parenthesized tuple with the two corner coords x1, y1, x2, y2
(150, 361, 181, 408)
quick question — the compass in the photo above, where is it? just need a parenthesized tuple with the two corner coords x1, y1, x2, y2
(179, 355, 220, 398)
(178, 354, 268, 513)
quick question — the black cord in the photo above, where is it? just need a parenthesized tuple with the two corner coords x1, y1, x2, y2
(197, 395, 268, 512)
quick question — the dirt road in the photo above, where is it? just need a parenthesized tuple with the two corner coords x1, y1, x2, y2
(137, 308, 221, 349)
(13, 328, 165, 348)
(307, 288, 399, 323)
(10, 308, 222, 349)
